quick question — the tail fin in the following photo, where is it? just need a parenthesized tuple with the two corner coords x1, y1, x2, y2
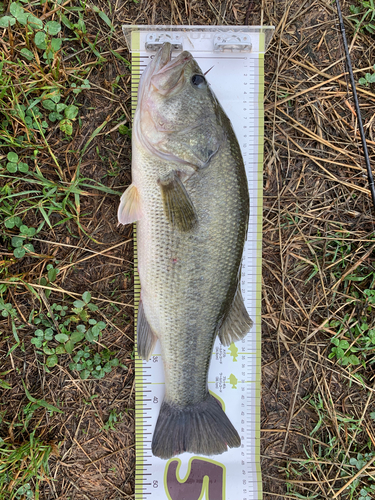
(152, 394, 240, 459)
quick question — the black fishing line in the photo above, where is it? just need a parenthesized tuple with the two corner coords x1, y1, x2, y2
(335, 0, 375, 212)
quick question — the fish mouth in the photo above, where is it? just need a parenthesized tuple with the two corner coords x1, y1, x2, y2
(155, 43, 192, 74)
(138, 43, 192, 98)
(150, 43, 192, 94)
(151, 42, 173, 74)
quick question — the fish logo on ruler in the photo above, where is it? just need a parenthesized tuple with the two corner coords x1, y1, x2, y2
(122, 25, 274, 500)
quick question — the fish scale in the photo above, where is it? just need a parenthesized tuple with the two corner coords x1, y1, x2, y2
(138, 150, 247, 408)
(141, 143, 246, 365)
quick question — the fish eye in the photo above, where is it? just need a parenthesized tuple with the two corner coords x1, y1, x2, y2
(191, 74, 206, 88)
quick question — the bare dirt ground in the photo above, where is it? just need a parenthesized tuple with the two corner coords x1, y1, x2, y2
(1, 0, 375, 499)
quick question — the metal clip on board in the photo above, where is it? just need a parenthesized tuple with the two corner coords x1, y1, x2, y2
(143, 32, 253, 53)
(145, 33, 183, 51)
(213, 34, 252, 52)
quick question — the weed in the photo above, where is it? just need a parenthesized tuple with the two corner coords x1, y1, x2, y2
(325, 231, 353, 270)
(118, 124, 132, 137)
(358, 65, 375, 86)
(29, 291, 107, 368)
(5, 153, 29, 174)
(83, 394, 99, 405)
(41, 99, 79, 137)
(350, 0, 375, 34)
(0, 299, 22, 352)
(70, 78, 91, 95)
(0, 2, 129, 499)
(22, 381, 62, 430)
(69, 346, 120, 380)
(327, 286, 375, 372)
(0, 431, 55, 500)
(21, 289, 124, 379)
(0, 371, 11, 390)
(7, 219, 36, 259)
(102, 409, 123, 431)
(286, 393, 375, 499)
(0, 172, 121, 247)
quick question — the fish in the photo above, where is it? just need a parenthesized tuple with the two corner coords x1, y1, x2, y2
(118, 42, 253, 459)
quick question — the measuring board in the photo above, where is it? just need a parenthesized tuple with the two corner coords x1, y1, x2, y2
(123, 25, 274, 500)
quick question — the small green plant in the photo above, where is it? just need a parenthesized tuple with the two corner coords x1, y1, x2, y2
(0, 2, 42, 29)
(0, 371, 11, 390)
(3, 216, 36, 258)
(42, 98, 79, 136)
(12, 104, 49, 138)
(0, 300, 17, 320)
(21, 381, 62, 429)
(8, 222, 36, 259)
(4, 152, 29, 174)
(350, 0, 375, 34)
(329, 335, 361, 366)
(28, 291, 122, 377)
(30, 292, 104, 367)
(71, 291, 99, 320)
(118, 124, 132, 137)
(326, 231, 353, 269)
(39, 264, 60, 299)
(359, 486, 375, 500)
(348, 454, 375, 499)
(69, 347, 120, 380)
(328, 311, 375, 368)
(102, 409, 122, 431)
(83, 394, 99, 405)
(359, 65, 375, 86)
(0, 299, 22, 351)
(14, 483, 34, 500)
(71, 79, 91, 95)
(364, 288, 375, 307)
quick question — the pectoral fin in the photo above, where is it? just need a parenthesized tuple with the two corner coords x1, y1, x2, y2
(117, 184, 142, 225)
(158, 171, 198, 231)
(218, 284, 253, 346)
(137, 301, 157, 360)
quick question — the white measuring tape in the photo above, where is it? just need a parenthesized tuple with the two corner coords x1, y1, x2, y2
(124, 25, 274, 500)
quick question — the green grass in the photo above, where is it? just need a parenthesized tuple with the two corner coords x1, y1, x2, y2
(350, 0, 375, 35)
(0, 1, 130, 497)
(0, 432, 56, 500)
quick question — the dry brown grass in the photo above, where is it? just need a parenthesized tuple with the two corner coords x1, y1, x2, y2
(261, 0, 375, 498)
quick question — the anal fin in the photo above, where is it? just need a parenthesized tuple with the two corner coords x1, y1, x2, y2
(137, 301, 157, 360)
(218, 284, 253, 346)
(158, 171, 197, 231)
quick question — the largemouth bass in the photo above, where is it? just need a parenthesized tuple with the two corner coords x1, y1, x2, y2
(118, 43, 252, 459)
